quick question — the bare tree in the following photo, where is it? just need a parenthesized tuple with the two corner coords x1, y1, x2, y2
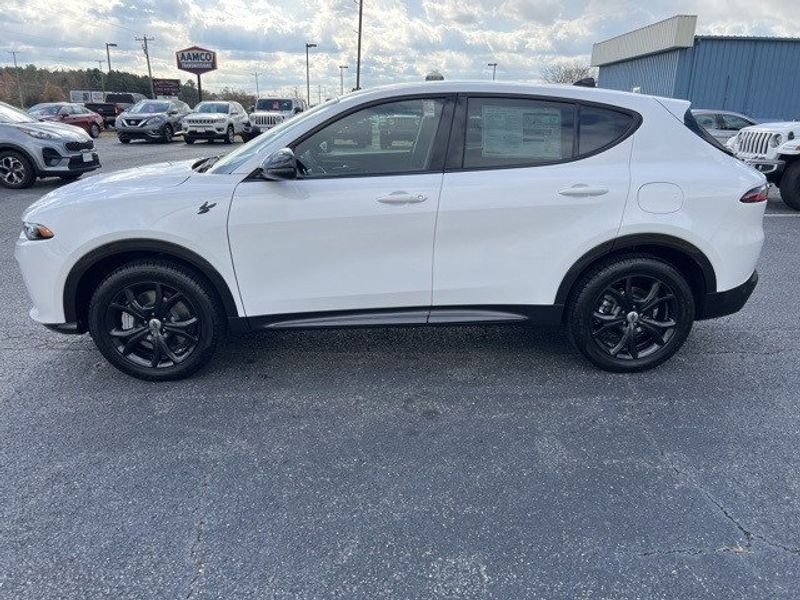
(541, 62, 597, 84)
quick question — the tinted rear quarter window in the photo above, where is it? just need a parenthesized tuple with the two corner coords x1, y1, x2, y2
(578, 106, 634, 155)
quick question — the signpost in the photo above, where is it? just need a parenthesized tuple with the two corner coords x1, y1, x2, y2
(175, 46, 217, 102)
(152, 78, 181, 98)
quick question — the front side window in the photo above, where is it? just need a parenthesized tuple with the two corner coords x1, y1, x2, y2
(578, 105, 635, 155)
(293, 98, 446, 178)
(719, 114, 753, 131)
(464, 97, 575, 168)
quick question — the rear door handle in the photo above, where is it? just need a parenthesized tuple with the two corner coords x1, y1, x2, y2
(376, 192, 428, 205)
(558, 184, 609, 197)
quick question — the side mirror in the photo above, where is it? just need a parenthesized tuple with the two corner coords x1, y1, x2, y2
(260, 148, 297, 181)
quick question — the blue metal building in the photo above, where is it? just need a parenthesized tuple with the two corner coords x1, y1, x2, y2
(592, 15, 800, 121)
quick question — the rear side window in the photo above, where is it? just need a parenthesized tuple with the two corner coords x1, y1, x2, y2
(578, 106, 634, 155)
(464, 97, 575, 168)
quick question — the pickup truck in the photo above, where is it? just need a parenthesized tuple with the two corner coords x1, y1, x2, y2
(85, 92, 147, 127)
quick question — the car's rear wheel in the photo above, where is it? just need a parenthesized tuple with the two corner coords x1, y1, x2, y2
(119, 136, 130, 144)
(224, 125, 235, 144)
(89, 123, 102, 138)
(0, 150, 36, 189)
(185, 136, 195, 145)
(566, 256, 695, 372)
(88, 260, 226, 381)
(779, 161, 800, 211)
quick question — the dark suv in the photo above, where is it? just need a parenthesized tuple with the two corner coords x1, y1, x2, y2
(115, 99, 190, 144)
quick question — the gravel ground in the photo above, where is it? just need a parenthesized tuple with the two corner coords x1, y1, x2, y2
(1, 133, 799, 599)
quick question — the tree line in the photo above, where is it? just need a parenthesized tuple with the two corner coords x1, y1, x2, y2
(0, 65, 257, 109)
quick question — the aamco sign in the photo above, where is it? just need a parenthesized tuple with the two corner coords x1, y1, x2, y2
(176, 46, 217, 75)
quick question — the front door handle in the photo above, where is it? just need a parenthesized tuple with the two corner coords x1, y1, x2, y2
(376, 192, 428, 205)
(558, 184, 609, 197)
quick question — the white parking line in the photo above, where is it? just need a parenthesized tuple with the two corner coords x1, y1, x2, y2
(765, 213, 800, 218)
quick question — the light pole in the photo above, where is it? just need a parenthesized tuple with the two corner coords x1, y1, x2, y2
(105, 42, 117, 72)
(251, 72, 260, 97)
(488, 62, 498, 81)
(355, 0, 363, 89)
(339, 64, 348, 95)
(305, 42, 317, 105)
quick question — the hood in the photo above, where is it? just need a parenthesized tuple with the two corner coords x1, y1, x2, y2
(741, 121, 799, 132)
(11, 121, 90, 142)
(251, 110, 288, 117)
(24, 159, 197, 219)
(118, 111, 167, 119)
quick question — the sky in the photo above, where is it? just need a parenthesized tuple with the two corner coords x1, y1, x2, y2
(3, 0, 800, 98)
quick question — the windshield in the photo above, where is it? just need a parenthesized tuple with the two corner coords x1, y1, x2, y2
(0, 102, 35, 124)
(29, 105, 61, 116)
(194, 102, 229, 114)
(256, 99, 294, 112)
(130, 101, 170, 114)
(210, 99, 337, 173)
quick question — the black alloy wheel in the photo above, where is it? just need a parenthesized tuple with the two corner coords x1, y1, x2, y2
(88, 260, 225, 380)
(567, 256, 694, 372)
(162, 124, 174, 143)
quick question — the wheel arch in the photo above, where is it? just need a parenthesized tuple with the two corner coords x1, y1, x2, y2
(0, 143, 37, 165)
(64, 239, 240, 330)
(555, 234, 717, 317)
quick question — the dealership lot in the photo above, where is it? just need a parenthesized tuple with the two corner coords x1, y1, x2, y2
(2, 136, 800, 598)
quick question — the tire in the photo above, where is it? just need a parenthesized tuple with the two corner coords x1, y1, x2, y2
(185, 136, 195, 145)
(779, 161, 800, 211)
(224, 125, 235, 144)
(566, 255, 695, 373)
(161, 124, 174, 144)
(58, 173, 82, 182)
(87, 260, 226, 381)
(119, 137, 130, 144)
(0, 150, 36, 189)
(89, 123, 101, 138)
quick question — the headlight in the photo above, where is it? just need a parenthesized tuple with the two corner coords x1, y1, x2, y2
(22, 222, 54, 241)
(770, 134, 783, 147)
(19, 128, 58, 140)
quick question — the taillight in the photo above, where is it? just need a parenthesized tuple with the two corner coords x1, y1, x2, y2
(740, 184, 768, 203)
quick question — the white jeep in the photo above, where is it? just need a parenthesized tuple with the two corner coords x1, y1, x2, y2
(728, 122, 800, 209)
(182, 101, 248, 145)
(243, 97, 307, 142)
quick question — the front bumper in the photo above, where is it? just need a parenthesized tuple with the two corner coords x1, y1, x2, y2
(698, 271, 758, 320)
(740, 158, 785, 182)
(116, 125, 169, 140)
(38, 147, 100, 175)
(184, 126, 228, 139)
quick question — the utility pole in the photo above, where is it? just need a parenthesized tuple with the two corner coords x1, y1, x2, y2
(339, 64, 348, 95)
(251, 72, 260, 97)
(95, 60, 106, 92)
(7, 50, 25, 108)
(488, 62, 498, 80)
(105, 42, 117, 72)
(135, 35, 156, 98)
(318, 84, 322, 104)
(305, 42, 317, 105)
(355, 0, 364, 90)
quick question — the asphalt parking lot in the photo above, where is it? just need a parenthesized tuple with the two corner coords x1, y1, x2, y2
(1, 133, 799, 599)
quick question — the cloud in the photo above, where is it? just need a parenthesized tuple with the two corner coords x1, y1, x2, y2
(4, 0, 800, 94)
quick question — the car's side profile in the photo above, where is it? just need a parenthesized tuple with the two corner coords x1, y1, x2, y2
(16, 82, 767, 380)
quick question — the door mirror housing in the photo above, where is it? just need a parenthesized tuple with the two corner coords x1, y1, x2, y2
(260, 148, 298, 181)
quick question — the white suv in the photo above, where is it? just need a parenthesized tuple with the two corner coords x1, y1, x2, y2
(244, 97, 306, 141)
(182, 101, 248, 144)
(16, 82, 766, 380)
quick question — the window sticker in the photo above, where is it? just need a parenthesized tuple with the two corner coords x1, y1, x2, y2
(422, 100, 437, 118)
(481, 105, 562, 159)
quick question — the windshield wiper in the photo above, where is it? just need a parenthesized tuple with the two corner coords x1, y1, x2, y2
(193, 155, 221, 173)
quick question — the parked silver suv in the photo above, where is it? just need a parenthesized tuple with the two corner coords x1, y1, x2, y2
(0, 101, 100, 189)
(115, 99, 190, 144)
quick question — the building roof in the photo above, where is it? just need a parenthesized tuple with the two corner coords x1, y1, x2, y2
(592, 15, 697, 67)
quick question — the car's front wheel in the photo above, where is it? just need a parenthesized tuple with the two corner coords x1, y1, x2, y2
(566, 256, 695, 372)
(161, 124, 174, 143)
(88, 260, 226, 381)
(224, 125, 235, 144)
(0, 150, 36, 189)
(89, 123, 102, 138)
